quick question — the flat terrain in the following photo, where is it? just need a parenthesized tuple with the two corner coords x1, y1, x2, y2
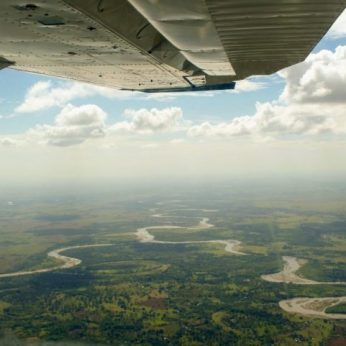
(0, 181, 345, 345)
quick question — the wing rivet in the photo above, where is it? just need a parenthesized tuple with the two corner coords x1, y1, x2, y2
(38, 16, 65, 26)
(15, 4, 38, 11)
(24, 4, 38, 10)
(97, 0, 104, 13)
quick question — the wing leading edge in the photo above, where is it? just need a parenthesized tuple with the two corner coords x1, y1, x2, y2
(0, 0, 344, 92)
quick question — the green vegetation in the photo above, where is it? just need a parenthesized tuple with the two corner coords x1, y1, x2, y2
(0, 301, 11, 315)
(0, 181, 345, 345)
(325, 303, 346, 314)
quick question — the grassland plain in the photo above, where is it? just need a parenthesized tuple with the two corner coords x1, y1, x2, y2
(0, 182, 345, 345)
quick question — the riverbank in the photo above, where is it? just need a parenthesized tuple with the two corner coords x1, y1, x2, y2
(261, 256, 346, 285)
(279, 297, 346, 319)
(0, 244, 112, 278)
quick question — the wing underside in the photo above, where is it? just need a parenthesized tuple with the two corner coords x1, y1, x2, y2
(0, 0, 344, 92)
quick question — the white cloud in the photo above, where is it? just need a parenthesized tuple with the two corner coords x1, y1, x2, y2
(326, 9, 346, 39)
(279, 46, 346, 103)
(28, 104, 107, 146)
(16, 81, 138, 113)
(15, 79, 220, 113)
(0, 137, 18, 147)
(23, 106, 184, 146)
(189, 46, 346, 140)
(55, 104, 106, 127)
(189, 102, 344, 138)
(109, 107, 183, 135)
(16, 81, 87, 113)
(229, 79, 267, 93)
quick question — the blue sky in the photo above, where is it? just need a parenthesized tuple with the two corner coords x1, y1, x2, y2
(0, 11, 345, 182)
(0, 70, 283, 134)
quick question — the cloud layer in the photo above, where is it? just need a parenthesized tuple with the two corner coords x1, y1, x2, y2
(26, 106, 184, 146)
(280, 46, 346, 103)
(28, 104, 107, 146)
(189, 46, 346, 139)
(16, 81, 137, 113)
(109, 107, 183, 135)
(4, 42, 346, 148)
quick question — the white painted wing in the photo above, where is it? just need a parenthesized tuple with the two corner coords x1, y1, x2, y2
(0, 0, 344, 92)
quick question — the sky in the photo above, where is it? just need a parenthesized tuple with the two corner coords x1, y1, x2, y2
(0, 11, 346, 183)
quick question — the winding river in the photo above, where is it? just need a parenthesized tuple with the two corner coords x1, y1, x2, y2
(0, 244, 112, 278)
(261, 256, 346, 285)
(279, 297, 346, 319)
(135, 217, 245, 255)
(1, 207, 344, 320)
(261, 256, 346, 319)
(0, 212, 244, 279)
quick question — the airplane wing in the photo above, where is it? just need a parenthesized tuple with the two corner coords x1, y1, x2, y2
(0, 0, 344, 92)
